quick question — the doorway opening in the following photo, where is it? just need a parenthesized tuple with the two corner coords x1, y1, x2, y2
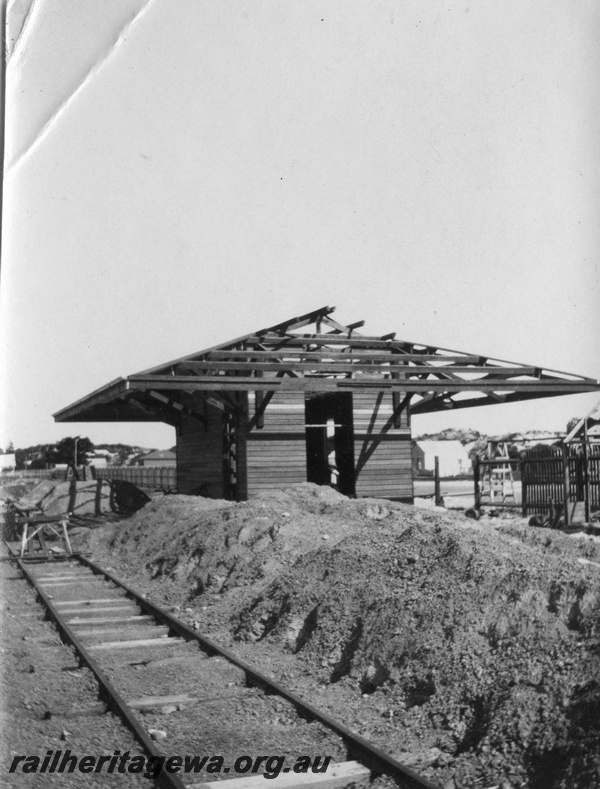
(305, 393, 355, 496)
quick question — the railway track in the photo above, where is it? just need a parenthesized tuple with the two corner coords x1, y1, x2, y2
(7, 549, 439, 789)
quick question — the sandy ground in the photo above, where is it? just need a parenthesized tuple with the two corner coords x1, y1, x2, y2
(413, 479, 523, 509)
(57, 484, 600, 789)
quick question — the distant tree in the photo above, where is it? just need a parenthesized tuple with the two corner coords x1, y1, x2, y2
(113, 447, 130, 465)
(28, 455, 49, 470)
(566, 417, 580, 435)
(96, 444, 146, 465)
(6, 441, 14, 453)
(48, 437, 94, 467)
(15, 444, 54, 469)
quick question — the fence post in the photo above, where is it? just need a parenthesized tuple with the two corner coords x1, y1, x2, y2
(474, 456, 481, 511)
(583, 425, 591, 523)
(521, 456, 526, 517)
(562, 443, 571, 527)
(434, 456, 442, 507)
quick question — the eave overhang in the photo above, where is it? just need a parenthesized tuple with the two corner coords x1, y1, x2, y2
(54, 307, 600, 425)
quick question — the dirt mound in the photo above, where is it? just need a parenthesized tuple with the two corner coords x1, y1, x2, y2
(235, 520, 600, 787)
(0, 479, 40, 501)
(33, 479, 115, 515)
(87, 484, 600, 789)
(6, 479, 150, 517)
(100, 485, 431, 598)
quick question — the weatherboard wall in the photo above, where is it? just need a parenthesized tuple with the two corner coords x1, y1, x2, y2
(245, 392, 307, 496)
(352, 391, 413, 501)
(175, 389, 413, 502)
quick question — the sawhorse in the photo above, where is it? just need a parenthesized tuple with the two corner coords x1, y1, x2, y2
(18, 513, 73, 559)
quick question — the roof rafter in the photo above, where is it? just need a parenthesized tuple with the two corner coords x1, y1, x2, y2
(175, 360, 542, 376)
(146, 390, 206, 425)
(54, 307, 600, 425)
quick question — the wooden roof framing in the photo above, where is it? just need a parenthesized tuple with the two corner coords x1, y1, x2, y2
(54, 306, 600, 423)
(564, 399, 600, 443)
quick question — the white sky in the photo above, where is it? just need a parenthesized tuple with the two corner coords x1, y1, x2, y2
(2, 0, 599, 449)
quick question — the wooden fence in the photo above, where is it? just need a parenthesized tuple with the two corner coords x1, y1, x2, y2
(522, 444, 600, 518)
(96, 466, 177, 492)
(1, 469, 60, 480)
(1, 467, 94, 482)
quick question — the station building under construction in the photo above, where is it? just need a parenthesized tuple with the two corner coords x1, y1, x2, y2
(54, 307, 600, 502)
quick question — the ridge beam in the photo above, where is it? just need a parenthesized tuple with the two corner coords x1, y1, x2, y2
(202, 351, 484, 364)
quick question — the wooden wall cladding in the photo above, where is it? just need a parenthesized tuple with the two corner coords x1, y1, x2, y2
(352, 391, 413, 500)
(176, 410, 224, 497)
(177, 390, 413, 502)
(246, 392, 307, 494)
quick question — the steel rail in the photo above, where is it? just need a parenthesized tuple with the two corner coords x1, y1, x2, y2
(11, 553, 187, 789)
(78, 555, 440, 789)
(8, 544, 439, 789)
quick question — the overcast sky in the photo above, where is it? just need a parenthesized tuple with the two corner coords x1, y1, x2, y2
(2, 0, 599, 450)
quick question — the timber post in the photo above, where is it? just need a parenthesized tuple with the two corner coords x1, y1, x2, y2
(562, 443, 571, 527)
(474, 455, 481, 511)
(583, 424, 591, 523)
(434, 456, 442, 507)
